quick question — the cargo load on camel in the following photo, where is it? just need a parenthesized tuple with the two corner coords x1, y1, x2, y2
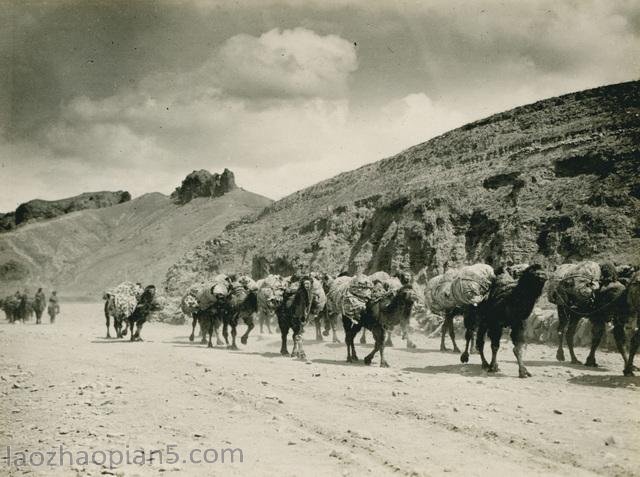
(256, 275, 287, 334)
(105, 281, 142, 320)
(327, 274, 374, 323)
(369, 271, 402, 301)
(450, 264, 495, 307)
(195, 274, 232, 310)
(547, 261, 601, 310)
(427, 269, 460, 314)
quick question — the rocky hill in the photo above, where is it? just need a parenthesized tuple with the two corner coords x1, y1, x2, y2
(170, 168, 236, 204)
(165, 81, 640, 295)
(0, 191, 131, 232)
(0, 172, 271, 299)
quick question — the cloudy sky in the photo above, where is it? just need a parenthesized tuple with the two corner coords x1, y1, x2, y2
(1, 0, 638, 211)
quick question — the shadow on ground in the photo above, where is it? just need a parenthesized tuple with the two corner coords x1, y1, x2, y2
(162, 338, 202, 345)
(395, 347, 459, 354)
(567, 374, 640, 389)
(231, 351, 284, 359)
(524, 360, 610, 372)
(90, 339, 139, 344)
(312, 358, 371, 367)
(170, 344, 230, 350)
(325, 342, 374, 349)
(403, 364, 508, 378)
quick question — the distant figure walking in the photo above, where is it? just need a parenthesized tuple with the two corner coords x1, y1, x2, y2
(34, 288, 46, 324)
(18, 291, 29, 323)
(48, 291, 60, 323)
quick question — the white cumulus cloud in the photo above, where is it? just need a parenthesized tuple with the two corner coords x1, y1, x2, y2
(213, 28, 358, 99)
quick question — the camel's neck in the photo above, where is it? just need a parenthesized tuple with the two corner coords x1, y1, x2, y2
(294, 287, 312, 315)
(512, 278, 544, 310)
(381, 292, 413, 325)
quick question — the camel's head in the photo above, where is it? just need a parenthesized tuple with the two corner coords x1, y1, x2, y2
(400, 285, 419, 305)
(301, 277, 312, 291)
(520, 264, 547, 293)
(262, 286, 284, 309)
(396, 271, 412, 286)
(141, 285, 157, 303)
(211, 281, 230, 299)
(599, 262, 618, 285)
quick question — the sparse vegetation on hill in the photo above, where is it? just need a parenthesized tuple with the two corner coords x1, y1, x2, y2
(0, 191, 131, 232)
(165, 81, 640, 294)
(0, 172, 271, 298)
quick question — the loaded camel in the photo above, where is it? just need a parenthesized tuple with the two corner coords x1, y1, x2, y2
(277, 275, 313, 359)
(223, 278, 258, 349)
(474, 264, 547, 378)
(342, 277, 418, 367)
(126, 285, 161, 341)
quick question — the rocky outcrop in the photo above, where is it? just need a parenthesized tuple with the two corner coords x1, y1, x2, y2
(170, 168, 236, 204)
(164, 81, 640, 294)
(0, 212, 16, 232)
(0, 191, 131, 232)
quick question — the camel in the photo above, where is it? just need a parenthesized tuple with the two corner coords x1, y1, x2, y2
(343, 283, 418, 367)
(222, 282, 258, 349)
(277, 276, 313, 359)
(474, 264, 547, 378)
(103, 293, 130, 338)
(127, 285, 161, 341)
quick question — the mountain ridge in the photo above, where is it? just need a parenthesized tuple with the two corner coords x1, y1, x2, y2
(164, 80, 640, 294)
(0, 190, 131, 232)
(0, 172, 272, 298)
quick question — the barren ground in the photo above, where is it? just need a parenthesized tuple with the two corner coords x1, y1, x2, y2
(1, 303, 638, 477)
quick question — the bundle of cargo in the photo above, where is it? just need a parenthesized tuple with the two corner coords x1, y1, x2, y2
(327, 274, 374, 323)
(105, 281, 143, 319)
(547, 261, 601, 309)
(234, 275, 258, 291)
(180, 284, 201, 316)
(450, 264, 495, 306)
(195, 274, 231, 310)
(257, 274, 286, 291)
(369, 271, 402, 289)
(369, 271, 403, 301)
(256, 275, 286, 316)
(426, 269, 460, 314)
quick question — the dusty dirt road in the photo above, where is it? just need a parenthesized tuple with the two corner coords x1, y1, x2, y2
(1, 303, 638, 476)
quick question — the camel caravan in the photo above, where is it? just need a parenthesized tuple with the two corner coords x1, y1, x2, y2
(93, 258, 640, 379)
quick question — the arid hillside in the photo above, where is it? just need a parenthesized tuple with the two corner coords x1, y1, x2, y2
(165, 81, 640, 294)
(0, 191, 131, 232)
(0, 174, 272, 298)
